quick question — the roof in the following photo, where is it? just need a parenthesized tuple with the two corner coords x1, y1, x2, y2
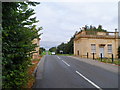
(74, 30, 120, 40)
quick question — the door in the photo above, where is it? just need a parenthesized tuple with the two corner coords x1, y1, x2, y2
(77, 50, 79, 56)
(99, 47, 104, 57)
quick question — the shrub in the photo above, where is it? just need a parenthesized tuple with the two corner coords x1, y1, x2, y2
(2, 2, 41, 88)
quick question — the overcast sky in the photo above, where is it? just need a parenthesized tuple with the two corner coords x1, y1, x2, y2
(31, 0, 118, 50)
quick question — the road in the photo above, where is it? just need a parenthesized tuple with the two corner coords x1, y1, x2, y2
(33, 55, 119, 89)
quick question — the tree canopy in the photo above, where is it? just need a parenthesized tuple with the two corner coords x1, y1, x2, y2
(2, 2, 41, 88)
(84, 25, 107, 32)
(56, 34, 75, 54)
(49, 47, 57, 52)
(40, 47, 46, 54)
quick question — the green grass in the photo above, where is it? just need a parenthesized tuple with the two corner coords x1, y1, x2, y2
(41, 51, 52, 55)
(96, 58, 120, 65)
(41, 51, 47, 55)
(48, 51, 52, 55)
(56, 54, 73, 56)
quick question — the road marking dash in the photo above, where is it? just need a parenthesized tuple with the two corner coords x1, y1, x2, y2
(57, 56, 61, 59)
(62, 60, 70, 67)
(76, 71, 102, 90)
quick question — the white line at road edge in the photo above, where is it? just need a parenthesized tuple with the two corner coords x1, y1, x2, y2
(57, 56, 61, 59)
(62, 60, 70, 67)
(76, 71, 102, 90)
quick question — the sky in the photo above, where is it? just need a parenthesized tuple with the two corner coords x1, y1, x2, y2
(31, 0, 118, 50)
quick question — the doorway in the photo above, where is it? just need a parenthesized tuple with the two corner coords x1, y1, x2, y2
(99, 47, 104, 57)
(77, 50, 79, 56)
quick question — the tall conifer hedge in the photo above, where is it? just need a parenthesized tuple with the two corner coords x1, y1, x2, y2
(2, 2, 41, 88)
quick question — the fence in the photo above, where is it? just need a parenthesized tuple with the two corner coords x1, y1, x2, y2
(85, 52, 120, 65)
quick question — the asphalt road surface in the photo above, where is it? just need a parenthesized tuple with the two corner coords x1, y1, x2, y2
(33, 55, 119, 89)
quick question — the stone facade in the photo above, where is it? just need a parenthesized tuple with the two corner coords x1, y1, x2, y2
(32, 38, 40, 59)
(74, 30, 120, 58)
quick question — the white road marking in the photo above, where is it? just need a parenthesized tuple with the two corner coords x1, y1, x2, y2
(62, 60, 70, 67)
(76, 71, 102, 90)
(57, 56, 61, 59)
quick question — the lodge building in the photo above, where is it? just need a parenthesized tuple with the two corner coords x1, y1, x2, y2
(32, 38, 40, 59)
(74, 29, 120, 58)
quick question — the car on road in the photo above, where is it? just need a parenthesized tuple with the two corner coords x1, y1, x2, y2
(51, 52, 56, 55)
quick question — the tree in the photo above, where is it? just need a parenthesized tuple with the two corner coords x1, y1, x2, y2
(2, 2, 41, 88)
(84, 25, 88, 30)
(56, 33, 75, 54)
(98, 25, 102, 30)
(56, 43, 66, 54)
(67, 35, 75, 54)
(90, 25, 93, 30)
(40, 47, 46, 54)
(85, 25, 107, 32)
(49, 47, 57, 52)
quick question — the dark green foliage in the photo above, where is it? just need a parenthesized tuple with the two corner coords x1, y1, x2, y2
(118, 46, 120, 58)
(85, 25, 107, 32)
(49, 47, 57, 52)
(39, 47, 46, 54)
(56, 34, 75, 54)
(2, 2, 41, 88)
(56, 43, 68, 54)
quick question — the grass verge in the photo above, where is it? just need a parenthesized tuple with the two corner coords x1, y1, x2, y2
(26, 55, 42, 88)
(56, 54, 73, 56)
(96, 58, 120, 65)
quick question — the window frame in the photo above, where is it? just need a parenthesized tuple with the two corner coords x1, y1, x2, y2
(91, 44, 96, 53)
(107, 44, 112, 53)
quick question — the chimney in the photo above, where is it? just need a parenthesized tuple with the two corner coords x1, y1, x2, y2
(115, 29, 118, 38)
(115, 28, 117, 32)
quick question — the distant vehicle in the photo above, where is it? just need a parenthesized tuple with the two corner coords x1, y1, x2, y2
(51, 52, 56, 55)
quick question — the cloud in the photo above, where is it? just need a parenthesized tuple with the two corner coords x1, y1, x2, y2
(31, 0, 119, 3)
(40, 41, 62, 50)
(34, 1, 118, 49)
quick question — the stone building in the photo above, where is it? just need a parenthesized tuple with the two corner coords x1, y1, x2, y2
(32, 38, 40, 59)
(74, 29, 120, 58)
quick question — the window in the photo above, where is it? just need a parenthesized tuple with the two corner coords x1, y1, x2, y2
(91, 44, 96, 53)
(108, 44, 112, 53)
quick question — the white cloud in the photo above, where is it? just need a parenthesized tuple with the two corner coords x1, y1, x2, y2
(31, 0, 119, 3)
(33, 2, 118, 49)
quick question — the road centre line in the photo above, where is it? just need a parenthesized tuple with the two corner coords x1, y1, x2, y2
(57, 56, 61, 59)
(76, 71, 102, 90)
(62, 60, 70, 67)
(57, 56, 101, 89)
